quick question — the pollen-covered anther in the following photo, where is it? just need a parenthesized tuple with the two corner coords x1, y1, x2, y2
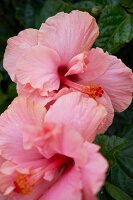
(14, 174, 35, 195)
(82, 84, 104, 98)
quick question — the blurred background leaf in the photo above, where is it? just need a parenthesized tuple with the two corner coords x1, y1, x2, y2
(0, 0, 133, 199)
(36, 0, 73, 28)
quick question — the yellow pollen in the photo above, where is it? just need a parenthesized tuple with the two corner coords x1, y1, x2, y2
(81, 84, 104, 98)
(14, 174, 35, 195)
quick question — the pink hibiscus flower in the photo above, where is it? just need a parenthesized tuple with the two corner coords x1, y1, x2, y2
(0, 93, 108, 200)
(3, 10, 133, 133)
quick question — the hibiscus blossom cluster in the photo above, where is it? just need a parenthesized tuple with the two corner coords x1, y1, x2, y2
(0, 10, 133, 200)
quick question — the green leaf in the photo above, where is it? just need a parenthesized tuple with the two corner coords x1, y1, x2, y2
(106, 103, 133, 137)
(111, 165, 133, 197)
(95, 135, 127, 166)
(120, 0, 133, 8)
(95, 5, 133, 53)
(109, 143, 133, 198)
(7, 83, 17, 100)
(35, 0, 72, 28)
(105, 182, 133, 200)
(120, 0, 133, 14)
(73, 0, 120, 17)
(0, 89, 8, 114)
(73, 1, 102, 17)
(117, 144, 133, 179)
(122, 126, 133, 141)
(98, 188, 114, 200)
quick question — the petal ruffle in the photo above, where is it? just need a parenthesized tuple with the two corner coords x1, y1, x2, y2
(81, 143, 108, 196)
(17, 82, 57, 106)
(78, 48, 112, 82)
(39, 10, 99, 65)
(40, 166, 82, 200)
(78, 48, 133, 112)
(38, 125, 88, 166)
(0, 97, 45, 163)
(96, 92, 114, 133)
(3, 29, 38, 81)
(16, 45, 61, 95)
(45, 92, 107, 141)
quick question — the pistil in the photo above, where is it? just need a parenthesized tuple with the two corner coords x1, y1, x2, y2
(60, 75, 104, 98)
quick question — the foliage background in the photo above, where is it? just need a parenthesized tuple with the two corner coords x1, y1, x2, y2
(0, 0, 133, 199)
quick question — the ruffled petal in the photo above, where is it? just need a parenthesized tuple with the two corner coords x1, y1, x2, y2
(65, 52, 89, 76)
(81, 143, 108, 195)
(95, 54, 133, 112)
(3, 29, 38, 81)
(78, 48, 133, 112)
(16, 46, 61, 95)
(0, 97, 45, 163)
(96, 92, 114, 133)
(39, 10, 99, 65)
(40, 166, 82, 200)
(78, 48, 112, 82)
(39, 125, 88, 166)
(45, 92, 107, 141)
(17, 82, 55, 106)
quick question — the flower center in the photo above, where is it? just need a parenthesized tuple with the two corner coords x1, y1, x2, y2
(60, 76, 104, 98)
(14, 155, 74, 195)
(14, 174, 35, 195)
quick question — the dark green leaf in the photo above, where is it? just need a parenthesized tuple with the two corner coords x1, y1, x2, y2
(98, 188, 114, 200)
(95, 135, 127, 166)
(95, 5, 133, 53)
(120, 0, 133, 14)
(7, 83, 17, 100)
(0, 89, 8, 113)
(73, 0, 120, 17)
(117, 144, 133, 179)
(111, 165, 133, 197)
(120, 0, 133, 8)
(122, 126, 133, 141)
(73, 1, 102, 17)
(106, 103, 133, 138)
(105, 182, 133, 200)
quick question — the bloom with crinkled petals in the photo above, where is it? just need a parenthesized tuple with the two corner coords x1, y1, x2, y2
(3, 10, 133, 133)
(0, 93, 108, 200)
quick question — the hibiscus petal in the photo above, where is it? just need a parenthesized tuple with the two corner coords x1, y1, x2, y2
(78, 48, 133, 112)
(78, 48, 112, 82)
(39, 10, 99, 65)
(96, 92, 114, 133)
(0, 194, 8, 200)
(81, 143, 108, 195)
(10, 180, 48, 200)
(17, 82, 55, 106)
(40, 166, 82, 200)
(45, 92, 107, 141)
(0, 96, 45, 163)
(39, 125, 88, 166)
(0, 172, 15, 195)
(16, 46, 61, 94)
(3, 29, 38, 81)
(95, 54, 133, 112)
(65, 52, 89, 76)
